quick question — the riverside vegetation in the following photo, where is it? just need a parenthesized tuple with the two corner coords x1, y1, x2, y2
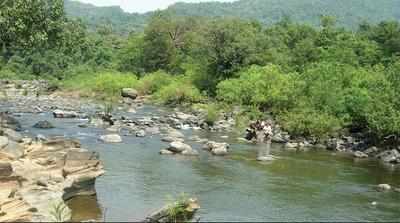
(2, 1, 400, 156)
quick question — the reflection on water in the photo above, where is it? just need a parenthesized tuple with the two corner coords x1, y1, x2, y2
(11, 105, 400, 222)
(67, 196, 103, 222)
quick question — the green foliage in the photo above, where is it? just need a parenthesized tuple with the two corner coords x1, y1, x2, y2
(204, 103, 219, 126)
(135, 71, 174, 95)
(50, 201, 70, 222)
(166, 193, 191, 223)
(62, 71, 137, 100)
(279, 107, 344, 139)
(153, 77, 204, 105)
(217, 65, 295, 111)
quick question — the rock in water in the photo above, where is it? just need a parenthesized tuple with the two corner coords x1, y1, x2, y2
(100, 134, 122, 143)
(375, 149, 400, 163)
(377, 184, 391, 191)
(353, 151, 368, 159)
(136, 130, 146, 137)
(203, 141, 230, 156)
(33, 120, 54, 129)
(257, 155, 276, 162)
(53, 109, 79, 118)
(121, 88, 138, 100)
(168, 142, 192, 153)
(144, 198, 200, 223)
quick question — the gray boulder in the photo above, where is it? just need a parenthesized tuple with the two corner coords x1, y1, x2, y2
(33, 120, 54, 129)
(121, 88, 138, 100)
(168, 141, 192, 153)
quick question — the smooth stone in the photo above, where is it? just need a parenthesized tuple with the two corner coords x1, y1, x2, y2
(100, 134, 122, 143)
(181, 149, 199, 156)
(121, 88, 138, 100)
(0, 162, 13, 177)
(377, 184, 391, 191)
(168, 142, 192, 153)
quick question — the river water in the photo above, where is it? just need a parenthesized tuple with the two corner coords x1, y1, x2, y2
(9, 105, 400, 222)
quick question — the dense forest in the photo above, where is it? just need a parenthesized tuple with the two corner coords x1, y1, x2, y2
(1, 0, 400, 143)
(63, 0, 400, 34)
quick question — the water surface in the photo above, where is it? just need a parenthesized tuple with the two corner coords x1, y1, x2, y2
(12, 106, 400, 222)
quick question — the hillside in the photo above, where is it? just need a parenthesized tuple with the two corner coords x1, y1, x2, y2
(64, 0, 400, 32)
(64, 0, 150, 34)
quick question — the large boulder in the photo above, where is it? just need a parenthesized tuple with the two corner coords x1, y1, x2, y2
(33, 120, 54, 129)
(375, 149, 400, 163)
(0, 136, 9, 149)
(53, 110, 78, 118)
(100, 134, 122, 143)
(1, 140, 24, 159)
(121, 88, 138, 100)
(2, 129, 22, 142)
(203, 141, 229, 156)
(0, 112, 21, 131)
(168, 142, 192, 153)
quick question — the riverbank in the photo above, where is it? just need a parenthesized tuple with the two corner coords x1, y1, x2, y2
(1, 80, 400, 221)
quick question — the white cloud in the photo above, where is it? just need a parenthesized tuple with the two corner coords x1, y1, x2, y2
(75, 0, 236, 13)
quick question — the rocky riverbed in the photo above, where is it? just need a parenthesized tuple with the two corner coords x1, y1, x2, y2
(2, 80, 400, 221)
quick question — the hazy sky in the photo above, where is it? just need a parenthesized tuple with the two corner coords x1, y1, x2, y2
(76, 0, 235, 13)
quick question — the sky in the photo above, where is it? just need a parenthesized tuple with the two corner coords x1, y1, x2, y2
(76, 0, 235, 13)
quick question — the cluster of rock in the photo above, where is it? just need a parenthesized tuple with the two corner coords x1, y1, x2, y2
(0, 113, 104, 222)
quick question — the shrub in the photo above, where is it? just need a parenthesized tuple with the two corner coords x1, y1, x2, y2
(136, 71, 173, 95)
(216, 65, 296, 111)
(279, 106, 344, 139)
(153, 79, 204, 105)
(205, 103, 219, 125)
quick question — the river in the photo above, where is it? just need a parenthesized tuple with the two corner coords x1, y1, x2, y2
(8, 104, 400, 222)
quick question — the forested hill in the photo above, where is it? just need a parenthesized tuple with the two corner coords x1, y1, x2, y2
(65, 0, 400, 33)
(64, 0, 150, 34)
(167, 0, 400, 28)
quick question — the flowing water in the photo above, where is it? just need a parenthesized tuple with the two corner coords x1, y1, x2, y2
(8, 105, 400, 222)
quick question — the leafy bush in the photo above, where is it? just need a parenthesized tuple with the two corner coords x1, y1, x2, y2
(216, 65, 296, 111)
(136, 71, 174, 95)
(153, 78, 204, 105)
(205, 103, 220, 125)
(279, 106, 344, 139)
